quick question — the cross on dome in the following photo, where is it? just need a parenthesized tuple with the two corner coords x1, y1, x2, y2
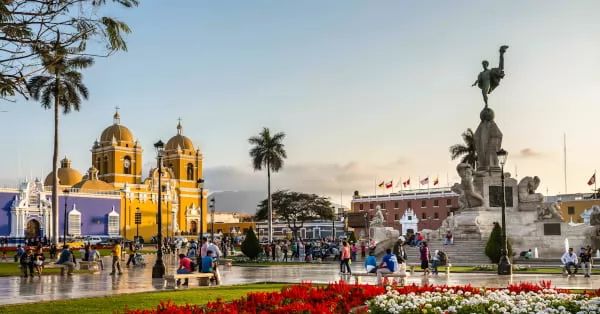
(113, 106, 121, 124)
(177, 117, 183, 135)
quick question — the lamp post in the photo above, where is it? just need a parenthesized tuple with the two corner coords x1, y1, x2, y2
(63, 189, 69, 246)
(209, 197, 215, 242)
(151, 140, 166, 279)
(121, 188, 128, 240)
(364, 213, 369, 243)
(496, 148, 512, 275)
(331, 206, 336, 241)
(135, 207, 141, 244)
(196, 178, 204, 239)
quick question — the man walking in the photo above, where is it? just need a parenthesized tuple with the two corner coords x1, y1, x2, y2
(110, 242, 123, 275)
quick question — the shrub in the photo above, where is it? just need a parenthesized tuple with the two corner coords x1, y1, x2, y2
(348, 231, 357, 244)
(241, 227, 261, 260)
(485, 222, 513, 263)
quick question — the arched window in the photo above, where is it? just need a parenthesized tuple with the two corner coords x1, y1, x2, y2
(186, 163, 194, 181)
(103, 156, 109, 175)
(123, 156, 132, 175)
(68, 206, 82, 237)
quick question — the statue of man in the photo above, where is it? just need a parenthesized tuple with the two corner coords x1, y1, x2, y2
(370, 205, 385, 228)
(472, 45, 509, 107)
(456, 163, 484, 208)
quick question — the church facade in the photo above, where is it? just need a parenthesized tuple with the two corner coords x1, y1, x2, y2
(0, 109, 207, 240)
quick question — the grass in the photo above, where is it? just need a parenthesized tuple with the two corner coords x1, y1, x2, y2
(0, 283, 288, 314)
(0, 262, 86, 276)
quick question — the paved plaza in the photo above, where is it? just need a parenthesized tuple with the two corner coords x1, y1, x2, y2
(0, 255, 598, 306)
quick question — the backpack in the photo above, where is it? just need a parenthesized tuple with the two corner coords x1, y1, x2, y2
(438, 251, 448, 265)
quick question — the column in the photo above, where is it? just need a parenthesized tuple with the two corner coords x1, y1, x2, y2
(9, 210, 17, 237)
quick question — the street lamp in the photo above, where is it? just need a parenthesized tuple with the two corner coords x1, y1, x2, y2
(63, 189, 69, 246)
(332, 206, 336, 241)
(496, 148, 512, 275)
(121, 187, 129, 240)
(364, 213, 369, 243)
(196, 178, 204, 238)
(135, 207, 141, 244)
(209, 197, 215, 242)
(151, 139, 166, 279)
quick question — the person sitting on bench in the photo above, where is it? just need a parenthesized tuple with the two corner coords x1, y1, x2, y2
(364, 251, 377, 274)
(376, 249, 399, 286)
(177, 253, 193, 286)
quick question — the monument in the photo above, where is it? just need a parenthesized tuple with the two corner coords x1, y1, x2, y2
(438, 46, 595, 257)
(368, 205, 400, 256)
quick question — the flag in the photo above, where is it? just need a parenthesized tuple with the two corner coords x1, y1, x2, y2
(588, 173, 596, 186)
(433, 177, 439, 186)
(378, 181, 385, 188)
(420, 177, 429, 185)
(385, 181, 393, 189)
(403, 178, 411, 187)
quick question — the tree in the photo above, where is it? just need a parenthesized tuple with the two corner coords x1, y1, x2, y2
(0, 0, 137, 101)
(449, 128, 477, 169)
(241, 227, 261, 260)
(249, 127, 287, 244)
(27, 40, 93, 245)
(348, 231, 357, 244)
(485, 222, 513, 263)
(255, 190, 333, 240)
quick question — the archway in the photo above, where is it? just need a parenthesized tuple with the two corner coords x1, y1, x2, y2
(26, 220, 41, 238)
(190, 221, 197, 234)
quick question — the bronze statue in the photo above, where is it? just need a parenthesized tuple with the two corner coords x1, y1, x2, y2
(472, 45, 509, 107)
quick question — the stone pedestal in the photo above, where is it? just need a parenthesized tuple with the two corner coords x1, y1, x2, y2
(370, 227, 400, 256)
(472, 172, 518, 211)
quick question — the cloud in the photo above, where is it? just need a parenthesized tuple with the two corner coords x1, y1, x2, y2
(516, 148, 543, 159)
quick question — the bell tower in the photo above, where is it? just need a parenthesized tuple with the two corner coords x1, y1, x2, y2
(163, 119, 202, 189)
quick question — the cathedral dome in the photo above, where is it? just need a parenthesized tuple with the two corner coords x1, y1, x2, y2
(165, 120, 195, 152)
(44, 157, 83, 187)
(99, 110, 134, 144)
(72, 167, 115, 191)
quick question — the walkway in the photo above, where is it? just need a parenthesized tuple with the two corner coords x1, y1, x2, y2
(0, 255, 597, 306)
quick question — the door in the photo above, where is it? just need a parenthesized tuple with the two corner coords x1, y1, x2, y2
(26, 220, 41, 238)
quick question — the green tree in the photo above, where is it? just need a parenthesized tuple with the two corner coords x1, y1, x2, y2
(241, 227, 261, 260)
(255, 190, 333, 240)
(27, 40, 93, 245)
(348, 231, 357, 244)
(0, 0, 137, 100)
(485, 222, 513, 263)
(249, 127, 287, 244)
(449, 128, 477, 169)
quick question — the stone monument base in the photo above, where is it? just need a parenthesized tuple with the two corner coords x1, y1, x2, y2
(370, 226, 400, 256)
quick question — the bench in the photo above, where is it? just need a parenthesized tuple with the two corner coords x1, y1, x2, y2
(559, 264, 598, 276)
(164, 272, 216, 289)
(220, 258, 233, 268)
(407, 263, 451, 275)
(350, 272, 408, 285)
(78, 261, 100, 273)
(44, 263, 68, 275)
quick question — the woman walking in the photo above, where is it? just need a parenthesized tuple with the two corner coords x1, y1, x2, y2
(340, 241, 351, 274)
(419, 241, 431, 276)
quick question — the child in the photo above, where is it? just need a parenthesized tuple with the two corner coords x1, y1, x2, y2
(1, 251, 6, 262)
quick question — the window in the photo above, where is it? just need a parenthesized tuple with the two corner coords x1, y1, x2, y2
(446, 199, 452, 206)
(421, 200, 426, 207)
(108, 214, 119, 237)
(186, 163, 194, 180)
(95, 157, 101, 172)
(434, 200, 439, 207)
(359, 204, 363, 211)
(394, 214, 399, 220)
(380, 203, 386, 209)
(68, 209, 82, 236)
(370, 203, 374, 209)
(421, 213, 426, 219)
(123, 156, 132, 174)
(434, 212, 439, 219)
(394, 201, 399, 208)
(407, 201, 412, 208)
(567, 206, 575, 215)
(408, 215, 412, 221)
(103, 156, 109, 175)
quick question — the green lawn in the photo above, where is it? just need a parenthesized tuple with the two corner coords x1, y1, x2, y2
(0, 262, 87, 276)
(0, 283, 288, 314)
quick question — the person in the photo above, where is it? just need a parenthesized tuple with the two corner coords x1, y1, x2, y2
(20, 249, 35, 277)
(33, 248, 46, 276)
(524, 249, 532, 259)
(1, 251, 7, 262)
(110, 242, 123, 275)
(360, 242, 366, 259)
(580, 247, 593, 278)
(202, 250, 220, 285)
(444, 231, 454, 245)
(90, 246, 104, 270)
(561, 247, 579, 276)
(431, 250, 441, 275)
(376, 249, 399, 286)
(351, 243, 358, 261)
(14, 245, 24, 262)
(419, 242, 431, 276)
(49, 244, 57, 260)
(56, 245, 75, 275)
(125, 243, 136, 267)
(340, 241, 351, 274)
(364, 251, 377, 274)
(471, 45, 509, 107)
(176, 253, 193, 286)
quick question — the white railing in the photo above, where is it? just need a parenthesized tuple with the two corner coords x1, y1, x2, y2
(353, 187, 457, 201)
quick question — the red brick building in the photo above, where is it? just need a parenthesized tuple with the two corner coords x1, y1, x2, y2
(350, 187, 459, 236)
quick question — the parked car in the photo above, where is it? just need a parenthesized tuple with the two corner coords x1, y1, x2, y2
(84, 236, 107, 245)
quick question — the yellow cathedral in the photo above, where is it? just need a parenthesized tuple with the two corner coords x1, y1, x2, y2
(46, 109, 208, 241)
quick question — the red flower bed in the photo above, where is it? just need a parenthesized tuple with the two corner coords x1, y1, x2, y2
(124, 281, 600, 314)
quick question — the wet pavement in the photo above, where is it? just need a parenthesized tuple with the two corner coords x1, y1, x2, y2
(0, 255, 598, 305)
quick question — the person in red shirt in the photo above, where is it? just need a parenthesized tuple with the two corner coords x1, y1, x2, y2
(360, 242, 366, 259)
(177, 253, 193, 286)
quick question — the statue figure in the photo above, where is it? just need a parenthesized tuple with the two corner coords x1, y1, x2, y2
(537, 202, 564, 221)
(590, 206, 600, 226)
(472, 45, 509, 107)
(370, 205, 385, 228)
(451, 183, 467, 210)
(518, 176, 544, 211)
(581, 205, 600, 225)
(456, 163, 484, 208)
(473, 120, 503, 171)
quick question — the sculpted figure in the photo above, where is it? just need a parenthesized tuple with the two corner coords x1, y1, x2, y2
(518, 176, 544, 203)
(370, 205, 385, 228)
(473, 120, 503, 171)
(537, 202, 564, 221)
(590, 206, 600, 226)
(472, 45, 509, 107)
(456, 163, 484, 208)
(451, 183, 466, 210)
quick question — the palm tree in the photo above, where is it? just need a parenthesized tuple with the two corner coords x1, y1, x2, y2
(449, 128, 477, 169)
(27, 37, 93, 245)
(248, 127, 287, 243)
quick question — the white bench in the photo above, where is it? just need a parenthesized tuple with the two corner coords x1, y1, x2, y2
(163, 272, 216, 289)
(44, 263, 68, 275)
(350, 272, 408, 285)
(78, 261, 100, 273)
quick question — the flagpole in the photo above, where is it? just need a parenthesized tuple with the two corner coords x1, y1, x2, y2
(595, 170, 597, 194)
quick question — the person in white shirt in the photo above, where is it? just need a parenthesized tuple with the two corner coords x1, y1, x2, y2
(561, 247, 579, 276)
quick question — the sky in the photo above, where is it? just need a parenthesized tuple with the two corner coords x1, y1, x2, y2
(1, 1, 600, 207)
